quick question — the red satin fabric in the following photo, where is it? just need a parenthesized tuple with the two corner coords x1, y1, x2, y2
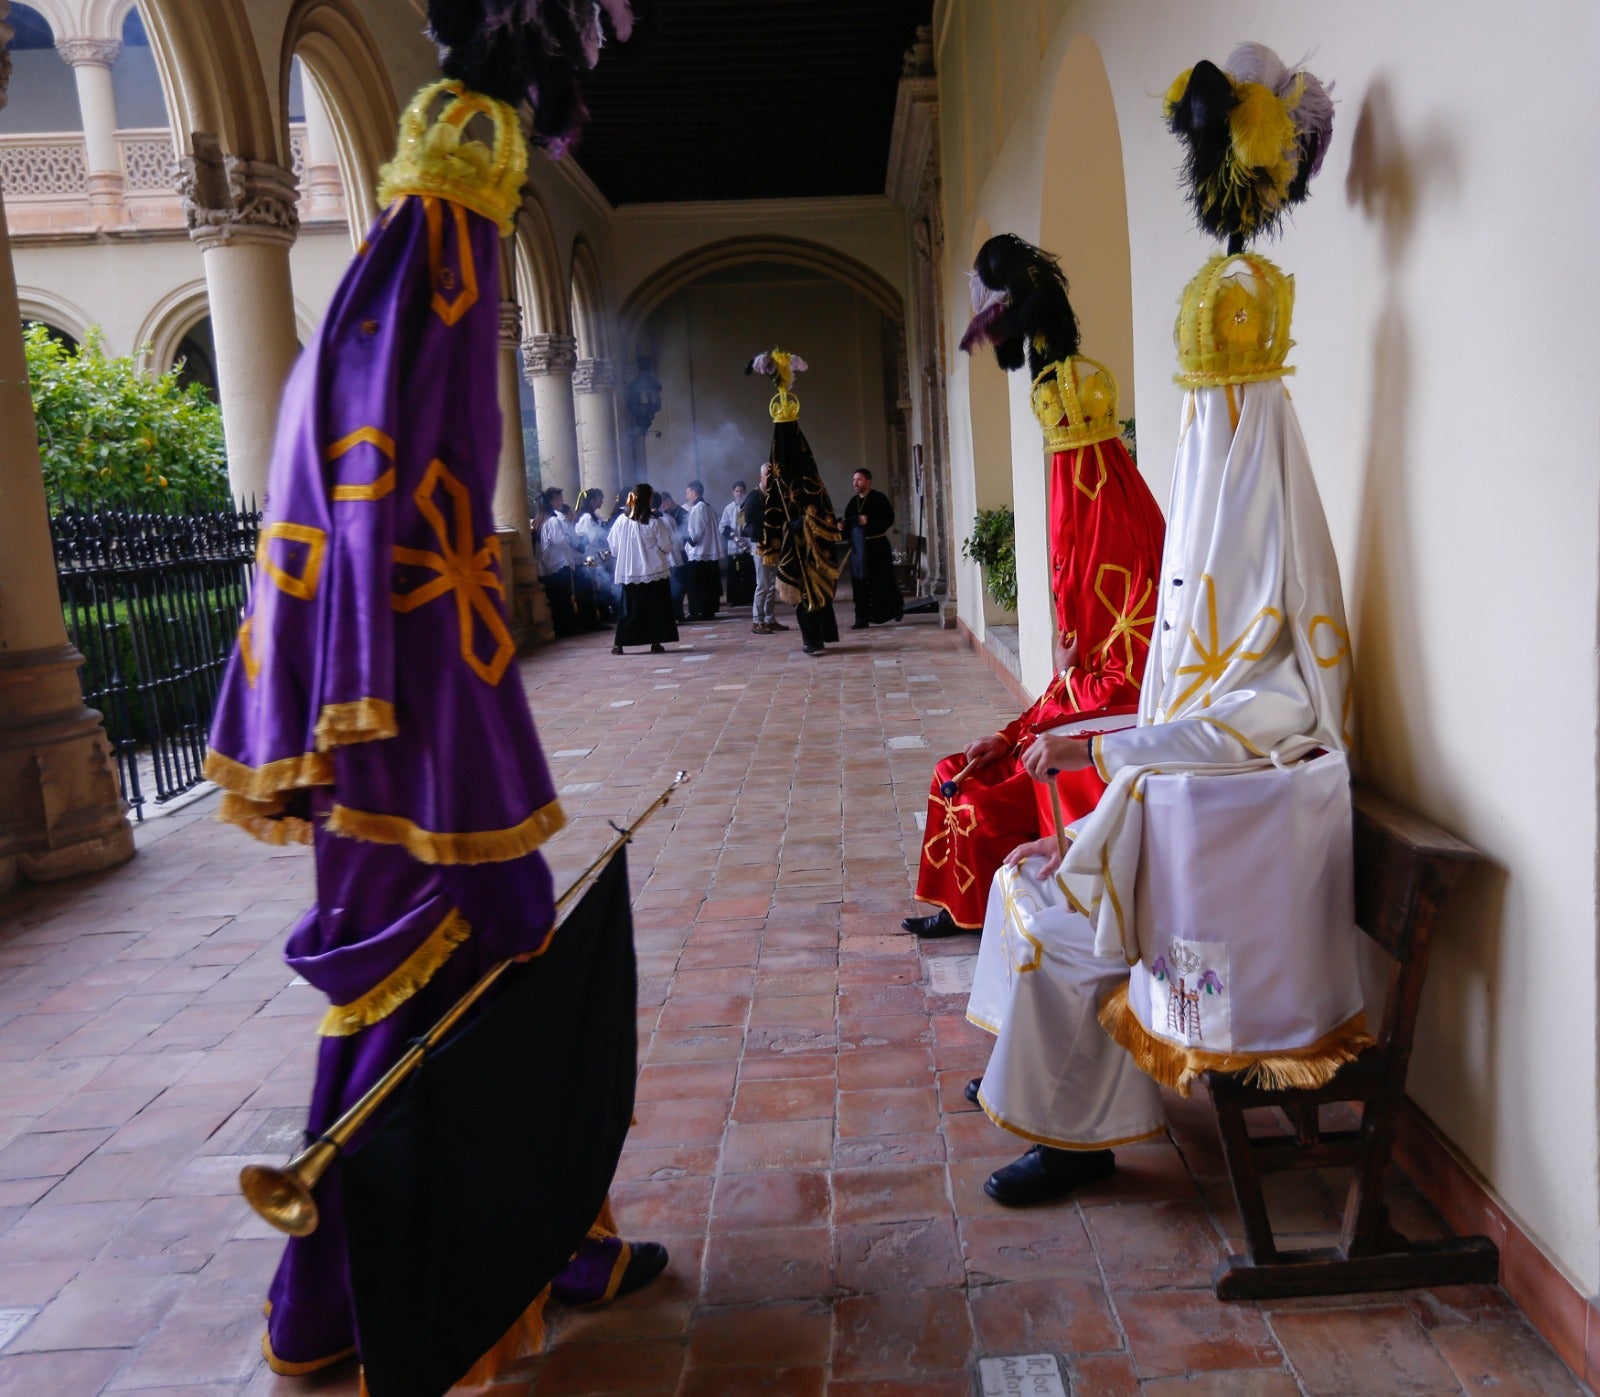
(913, 433, 1163, 929)
(1049, 437, 1166, 714)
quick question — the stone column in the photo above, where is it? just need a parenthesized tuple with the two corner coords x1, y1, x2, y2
(179, 142, 300, 505)
(495, 303, 553, 649)
(297, 74, 346, 225)
(521, 332, 580, 503)
(56, 36, 126, 227)
(572, 355, 621, 499)
(0, 14, 134, 892)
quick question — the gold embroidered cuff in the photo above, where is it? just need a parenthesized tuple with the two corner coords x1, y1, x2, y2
(318, 907, 471, 1036)
(313, 698, 399, 752)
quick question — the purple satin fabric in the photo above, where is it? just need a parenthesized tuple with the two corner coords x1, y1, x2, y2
(207, 194, 563, 1367)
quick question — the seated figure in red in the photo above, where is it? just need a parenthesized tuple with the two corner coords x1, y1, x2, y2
(906, 236, 1165, 937)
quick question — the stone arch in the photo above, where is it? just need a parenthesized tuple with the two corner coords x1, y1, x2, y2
(81, 0, 140, 40)
(618, 235, 903, 355)
(278, 0, 399, 235)
(136, 0, 280, 163)
(14, 0, 70, 38)
(15, 287, 92, 345)
(1038, 33, 1135, 419)
(513, 195, 569, 338)
(134, 278, 314, 369)
(568, 236, 607, 359)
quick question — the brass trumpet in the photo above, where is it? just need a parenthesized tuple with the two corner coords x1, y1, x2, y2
(239, 771, 689, 1236)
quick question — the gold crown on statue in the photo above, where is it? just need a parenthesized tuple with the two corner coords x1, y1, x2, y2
(376, 80, 528, 236)
(1175, 252, 1296, 388)
(1031, 355, 1121, 451)
(769, 390, 801, 423)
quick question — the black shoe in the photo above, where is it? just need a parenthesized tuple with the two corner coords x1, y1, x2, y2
(769, 621, 791, 631)
(850, 621, 870, 630)
(610, 645, 623, 655)
(964, 1077, 982, 1105)
(899, 909, 965, 938)
(803, 645, 823, 655)
(650, 643, 666, 654)
(616, 1241, 669, 1296)
(983, 1147, 1114, 1207)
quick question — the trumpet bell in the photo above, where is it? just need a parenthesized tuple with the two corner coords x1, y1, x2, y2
(240, 1162, 321, 1237)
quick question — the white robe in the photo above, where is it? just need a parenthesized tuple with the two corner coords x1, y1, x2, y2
(969, 362, 1365, 1145)
(610, 516, 673, 586)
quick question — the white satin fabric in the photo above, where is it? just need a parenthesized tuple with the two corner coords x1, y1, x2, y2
(1059, 380, 1354, 961)
(1127, 750, 1362, 1056)
(967, 859, 1165, 1149)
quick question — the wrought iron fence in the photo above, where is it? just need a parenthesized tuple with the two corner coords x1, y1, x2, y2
(51, 505, 259, 819)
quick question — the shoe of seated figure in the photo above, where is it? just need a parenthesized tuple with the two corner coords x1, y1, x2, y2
(964, 1076, 982, 1105)
(983, 1146, 1115, 1207)
(899, 909, 965, 938)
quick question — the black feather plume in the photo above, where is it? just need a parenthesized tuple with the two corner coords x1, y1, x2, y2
(961, 234, 1080, 379)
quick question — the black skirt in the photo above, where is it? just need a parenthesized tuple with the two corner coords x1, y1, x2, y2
(796, 601, 839, 648)
(615, 578, 679, 648)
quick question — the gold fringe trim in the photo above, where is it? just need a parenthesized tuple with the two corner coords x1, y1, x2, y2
(1098, 982, 1374, 1097)
(314, 697, 399, 752)
(318, 908, 472, 1037)
(261, 1329, 355, 1377)
(325, 798, 566, 866)
(204, 747, 333, 802)
(217, 792, 313, 847)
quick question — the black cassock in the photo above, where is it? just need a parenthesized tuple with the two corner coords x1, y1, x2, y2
(848, 488, 904, 627)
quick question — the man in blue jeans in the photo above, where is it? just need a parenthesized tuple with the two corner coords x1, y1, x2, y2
(745, 462, 789, 634)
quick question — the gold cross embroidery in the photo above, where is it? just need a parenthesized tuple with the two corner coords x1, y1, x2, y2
(922, 793, 979, 893)
(1308, 614, 1354, 746)
(998, 865, 1044, 975)
(1169, 573, 1282, 712)
(1093, 562, 1156, 687)
(391, 459, 515, 685)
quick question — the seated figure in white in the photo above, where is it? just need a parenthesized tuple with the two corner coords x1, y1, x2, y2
(967, 44, 1368, 1207)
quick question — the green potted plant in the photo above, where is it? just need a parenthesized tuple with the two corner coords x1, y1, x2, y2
(962, 506, 1017, 612)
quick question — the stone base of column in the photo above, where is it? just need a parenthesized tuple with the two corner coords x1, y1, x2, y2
(0, 645, 135, 894)
(86, 170, 130, 229)
(513, 555, 555, 651)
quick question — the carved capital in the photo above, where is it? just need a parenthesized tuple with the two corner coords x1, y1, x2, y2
(572, 356, 616, 394)
(56, 36, 121, 68)
(498, 299, 523, 352)
(178, 142, 299, 250)
(521, 332, 578, 379)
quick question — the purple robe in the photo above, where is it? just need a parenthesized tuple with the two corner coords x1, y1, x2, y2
(206, 191, 566, 1369)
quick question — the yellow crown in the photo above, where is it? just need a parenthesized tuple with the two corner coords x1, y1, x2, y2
(769, 389, 801, 423)
(376, 80, 528, 236)
(1030, 356, 1121, 451)
(1174, 252, 1296, 388)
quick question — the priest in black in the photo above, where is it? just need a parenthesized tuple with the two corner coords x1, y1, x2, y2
(847, 468, 904, 629)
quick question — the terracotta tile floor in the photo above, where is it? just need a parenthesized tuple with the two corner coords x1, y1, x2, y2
(0, 610, 1585, 1395)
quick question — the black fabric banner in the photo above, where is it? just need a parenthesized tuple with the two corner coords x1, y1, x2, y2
(343, 849, 638, 1397)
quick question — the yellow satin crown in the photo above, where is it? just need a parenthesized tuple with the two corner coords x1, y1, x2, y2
(769, 390, 800, 423)
(377, 80, 528, 236)
(1030, 355, 1121, 451)
(1174, 252, 1295, 388)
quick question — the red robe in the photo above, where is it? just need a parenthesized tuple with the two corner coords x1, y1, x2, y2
(914, 374, 1165, 928)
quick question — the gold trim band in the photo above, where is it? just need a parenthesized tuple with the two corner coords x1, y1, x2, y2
(318, 907, 472, 1037)
(325, 798, 567, 866)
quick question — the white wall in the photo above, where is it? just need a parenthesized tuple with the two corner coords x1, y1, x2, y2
(643, 264, 893, 521)
(937, 0, 1600, 1293)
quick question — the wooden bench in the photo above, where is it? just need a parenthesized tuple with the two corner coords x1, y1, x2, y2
(1204, 784, 1500, 1300)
